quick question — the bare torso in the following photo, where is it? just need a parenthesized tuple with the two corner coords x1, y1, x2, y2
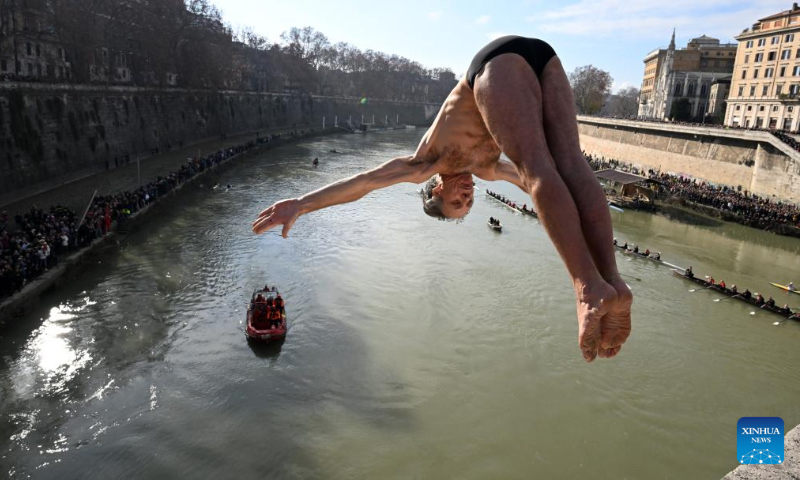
(414, 78, 501, 179)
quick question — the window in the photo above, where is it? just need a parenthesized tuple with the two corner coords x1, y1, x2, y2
(772, 36, 780, 45)
(784, 118, 792, 130)
(36, 64, 41, 76)
(768, 51, 777, 61)
(795, 65, 800, 76)
(59, 66, 64, 78)
(790, 106, 794, 112)
(773, 105, 779, 111)
(738, 86, 745, 96)
(36, 45, 40, 57)
(792, 84, 800, 95)
(781, 66, 787, 77)
(0, 59, 5, 71)
(787, 33, 795, 42)
(744, 54, 750, 63)
(27, 62, 32, 73)
(747, 105, 753, 111)
(777, 84, 784, 95)
(758, 39, 767, 47)
(26, 43, 31, 55)
(700, 84, 707, 96)
(755, 53, 764, 62)
(766, 67, 774, 78)
(759, 105, 765, 111)
(59, 48, 64, 60)
(674, 82, 682, 95)
(750, 85, 757, 96)
(783, 49, 792, 59)
(754, 69, 759, 78)
(746, 40, 754, 48)
(742, 70, 748, 79)
(763, 85, 770, 96)
(688, 83, 695, 95)
(736, 105, 741, 111)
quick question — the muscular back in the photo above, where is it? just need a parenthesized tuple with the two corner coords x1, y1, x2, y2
(414, 78, 501, 177)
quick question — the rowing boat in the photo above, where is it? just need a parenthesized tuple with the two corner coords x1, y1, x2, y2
(614, 244, 664, 265)
(515, 205, 538, 218)
(672, 270, 798, 320)
(485, 191, 520, 213)
(487, 221, 502, 232)
(770, 283, 800, 296)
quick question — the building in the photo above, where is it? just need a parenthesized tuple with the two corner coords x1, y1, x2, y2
(725, 3, 800, 130)
(0, 0, 72, 81)
(707, 75, 732, 120)
(638, 31, 737, 121)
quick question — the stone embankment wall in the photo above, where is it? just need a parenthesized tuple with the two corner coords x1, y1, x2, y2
(723, 423, 800, 479)
(0, 82, 440, 198)
(577, 116, 800, 204)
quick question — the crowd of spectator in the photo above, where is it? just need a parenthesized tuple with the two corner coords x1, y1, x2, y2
(0, 132, 292, 300)
(586, 153, 800, 233)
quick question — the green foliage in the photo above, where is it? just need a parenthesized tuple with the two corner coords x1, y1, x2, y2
(670, 98, 692, 121)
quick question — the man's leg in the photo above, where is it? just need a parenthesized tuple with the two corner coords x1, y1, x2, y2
(472, 53, 620, 362)
(537, 57, 632, 358)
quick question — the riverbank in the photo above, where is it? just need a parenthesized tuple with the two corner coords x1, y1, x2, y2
(724, 424, 800, 479)
(659, 196, 800, 239)
(0, 126, 342, 322)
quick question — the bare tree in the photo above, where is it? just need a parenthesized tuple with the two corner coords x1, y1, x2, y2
(601, 86, 640, 118)
(569, 65, 613, 115)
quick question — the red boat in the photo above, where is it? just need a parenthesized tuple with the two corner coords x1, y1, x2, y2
(245, 288, 287, 342)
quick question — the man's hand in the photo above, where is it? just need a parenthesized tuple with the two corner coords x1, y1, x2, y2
(252, 199, 302, 238)
(575, 277, 632, 362)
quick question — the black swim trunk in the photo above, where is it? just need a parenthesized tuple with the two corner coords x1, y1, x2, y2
(466, 36, 556, 90)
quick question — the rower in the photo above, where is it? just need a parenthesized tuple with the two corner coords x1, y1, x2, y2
(654, 252, 661, 261)
(622, 242, 628, 249)
(632, 245, 639, 254)
(644, 248, 650, 256)
(755, 293, 765, 306)
(686, 266, 694, 278)
(731, 285, 738, 294)
(489, 216, 496, 225)
(742, 289, 752, 300)
(613, 238, 618, 246)
(708, 277, 715, 285)
(789, 281, 796, 292)
(766, 296, 776, 308)
(719, 280, 726, 289)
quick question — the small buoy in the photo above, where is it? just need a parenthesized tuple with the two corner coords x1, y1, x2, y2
(773, 322, 780, 326)
(750, 312, 756, 316)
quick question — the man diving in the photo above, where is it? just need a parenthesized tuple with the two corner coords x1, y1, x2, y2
(252, 36, 632, 362)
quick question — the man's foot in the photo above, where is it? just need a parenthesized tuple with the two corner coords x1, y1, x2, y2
(575, 278, 632, 362)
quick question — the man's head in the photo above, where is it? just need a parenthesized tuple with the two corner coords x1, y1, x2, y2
(420, 173, 474, 220)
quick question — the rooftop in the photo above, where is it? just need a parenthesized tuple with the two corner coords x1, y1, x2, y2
(595, 169, 662, 186)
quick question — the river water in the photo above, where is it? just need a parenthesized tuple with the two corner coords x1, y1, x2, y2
(2, 129, 799, 479)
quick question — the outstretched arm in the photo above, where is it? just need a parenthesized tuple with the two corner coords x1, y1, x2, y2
(252, 156, 427, 237)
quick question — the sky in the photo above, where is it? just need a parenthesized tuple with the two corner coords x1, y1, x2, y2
(210, 0, 791, 92)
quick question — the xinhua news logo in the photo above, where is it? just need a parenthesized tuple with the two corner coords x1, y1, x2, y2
(737, 417, 784, 465)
